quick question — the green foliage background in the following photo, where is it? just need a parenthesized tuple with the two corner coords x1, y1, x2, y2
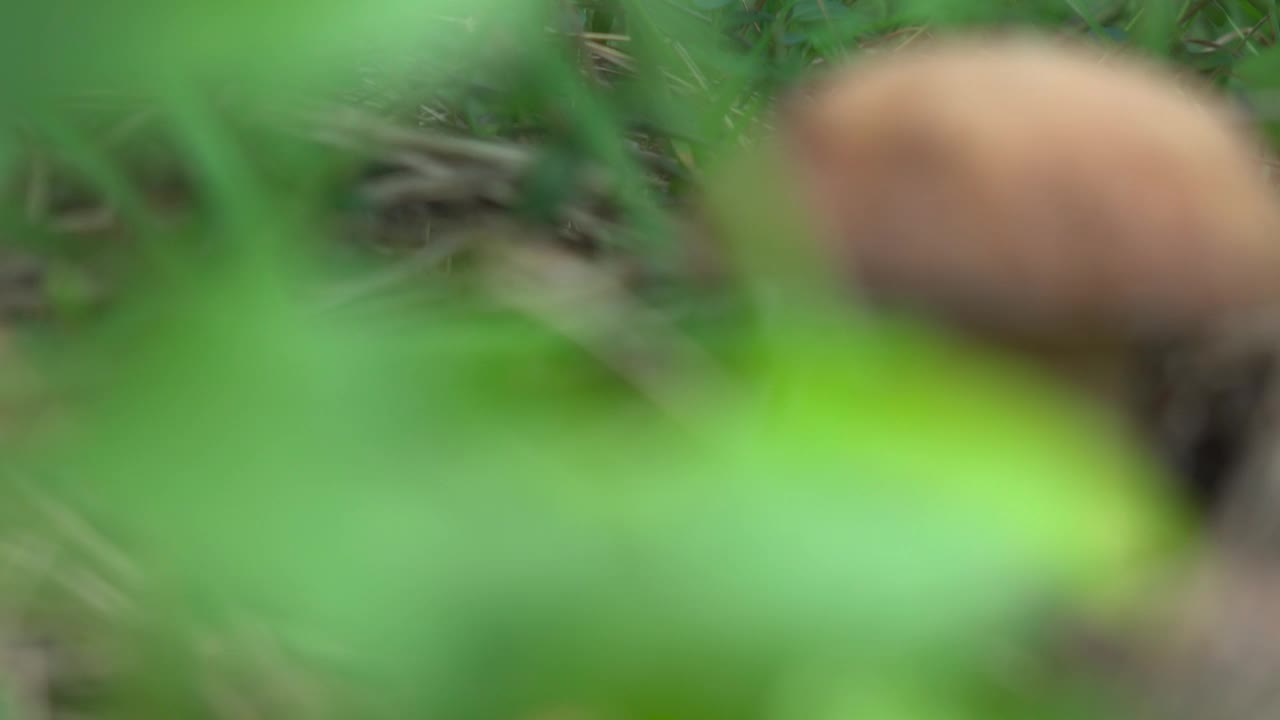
(0, 0, 1271, 717)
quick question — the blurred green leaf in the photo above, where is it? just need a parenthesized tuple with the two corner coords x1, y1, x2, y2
(1132, 0, 1178, 55)
(791, 1, 855, 23)
(20, 234, 1181, 717)
(0, 0, 544, 114)
(1235, 43, 1280, 87)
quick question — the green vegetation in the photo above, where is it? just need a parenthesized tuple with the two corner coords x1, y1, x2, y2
(0, 1, 1274, 717)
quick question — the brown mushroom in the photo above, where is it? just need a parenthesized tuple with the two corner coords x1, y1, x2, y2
(684, 33, 1280, 516)
(705, 38, 1280, 708)
(776, 34, 1280, 344)
(705, 34, 1280, 445)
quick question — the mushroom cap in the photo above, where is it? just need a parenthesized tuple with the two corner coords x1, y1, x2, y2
(778, 34, 1280, 345)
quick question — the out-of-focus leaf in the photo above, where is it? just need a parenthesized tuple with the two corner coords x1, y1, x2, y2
(791, 1, 855, 23)
(22, 226, 1183, 718)
(1236, 44, 1280, 89)
(1132, 0, 1178, 55)
(0, 0, 543, 114)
